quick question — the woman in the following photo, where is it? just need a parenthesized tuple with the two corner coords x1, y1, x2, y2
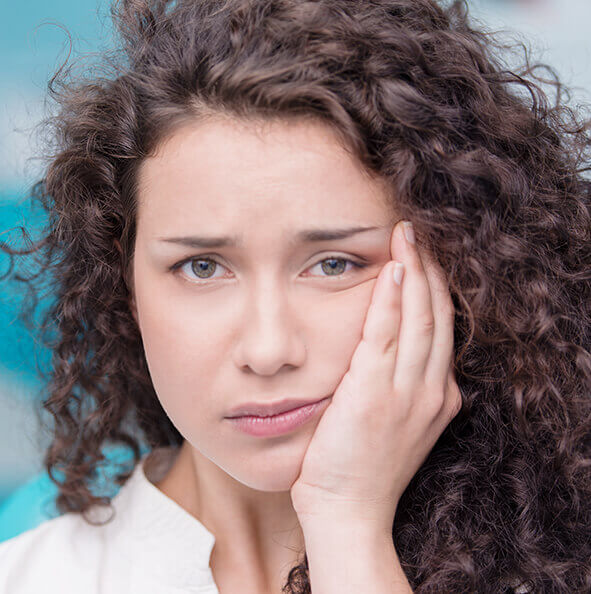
(0, 0, 589, 592)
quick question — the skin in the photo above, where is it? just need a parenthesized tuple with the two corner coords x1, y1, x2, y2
(130, 115, 458, 593)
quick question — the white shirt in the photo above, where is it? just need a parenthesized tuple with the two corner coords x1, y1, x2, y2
(0, 447, 219, 593)
(0, 447, 532, 593)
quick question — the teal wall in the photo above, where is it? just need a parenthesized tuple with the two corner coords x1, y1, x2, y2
(0, 0, 589, 541)
(0, 1, 110, 525)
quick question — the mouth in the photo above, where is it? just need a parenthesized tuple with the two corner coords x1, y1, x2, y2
(225, 396, 330, 419)
(225, 396, 332, 438)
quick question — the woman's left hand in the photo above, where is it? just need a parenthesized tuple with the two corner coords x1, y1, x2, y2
(290, 219, 462, 532)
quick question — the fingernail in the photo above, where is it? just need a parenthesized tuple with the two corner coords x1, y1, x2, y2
(403, 221, 415, 245)
(393, 261, 404, 285)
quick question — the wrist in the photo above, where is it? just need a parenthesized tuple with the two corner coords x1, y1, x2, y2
(291, 480, 400, 524)
(294, 497, 397, 538)
(300, 514, 397, 569)
(300, 520, 412, 593)
(299, 513, 393, 543)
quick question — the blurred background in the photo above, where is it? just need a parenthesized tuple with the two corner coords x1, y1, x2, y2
(1, 0, 590, 540)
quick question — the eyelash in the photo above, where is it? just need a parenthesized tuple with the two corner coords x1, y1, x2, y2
(170, 254, 368, 284)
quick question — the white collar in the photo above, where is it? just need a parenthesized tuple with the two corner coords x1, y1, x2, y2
(110, 447, 218, 591)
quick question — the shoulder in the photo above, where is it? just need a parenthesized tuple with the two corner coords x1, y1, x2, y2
(0, 505, 129, 593)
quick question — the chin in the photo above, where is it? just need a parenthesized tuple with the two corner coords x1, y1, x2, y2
(233, 462, 303, 492)
(222, 449, 306, 492)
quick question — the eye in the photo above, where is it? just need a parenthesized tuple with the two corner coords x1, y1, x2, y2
(178, 257, 227, 282)
(306, 256, 366, 278)
(172, 255, 368, 284)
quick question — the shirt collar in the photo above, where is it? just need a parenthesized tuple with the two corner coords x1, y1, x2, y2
(112, 447, 218, 591)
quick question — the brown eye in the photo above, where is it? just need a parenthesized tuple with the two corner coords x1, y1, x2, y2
(319, 257, 348, 276)
(190, 258, 219, 279)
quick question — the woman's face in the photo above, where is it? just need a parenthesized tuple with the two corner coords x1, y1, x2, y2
(132, 116, 396, 491)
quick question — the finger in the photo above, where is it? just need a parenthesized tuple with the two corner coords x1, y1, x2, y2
(445, 372, 463, 419)
(356, 259, 403, 378)
(418, 246, 456, 388)
(430, 371, 463, 430)
(390, 221, 434, 394)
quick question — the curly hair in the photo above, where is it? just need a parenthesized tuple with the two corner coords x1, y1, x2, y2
(2, 0, 590, 592)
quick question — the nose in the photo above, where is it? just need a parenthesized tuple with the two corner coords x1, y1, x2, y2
(234, 280, 306, 376)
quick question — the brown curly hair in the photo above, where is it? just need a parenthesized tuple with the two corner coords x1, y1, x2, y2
(2, 0, 590, 591)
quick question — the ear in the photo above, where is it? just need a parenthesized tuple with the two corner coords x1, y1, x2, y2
(113, 238, 139, 326)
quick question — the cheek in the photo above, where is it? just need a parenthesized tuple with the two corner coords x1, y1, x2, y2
(133, 278, 222, 405)
(315, 280, 372, 337)
(306, 283, 373, 378)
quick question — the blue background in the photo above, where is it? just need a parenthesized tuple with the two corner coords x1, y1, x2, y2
(1, 0, 590, 541)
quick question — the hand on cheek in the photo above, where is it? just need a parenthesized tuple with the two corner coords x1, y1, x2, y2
(290, 219, 462, 532)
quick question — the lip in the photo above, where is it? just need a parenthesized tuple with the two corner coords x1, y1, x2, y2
(225, 396, 329, 418)
(226, 396, 331, 438)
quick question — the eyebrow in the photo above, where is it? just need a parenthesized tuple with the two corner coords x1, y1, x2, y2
(158, 226, 382, 248)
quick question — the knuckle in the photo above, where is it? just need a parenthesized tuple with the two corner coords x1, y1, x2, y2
(417, 311, 435, 334)
(444, 385, 463, 419)
(423, 389, 446, 417)
(382, 335, 399, 356)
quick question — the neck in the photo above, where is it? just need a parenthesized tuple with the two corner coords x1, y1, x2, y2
(153, 441, 305, 592)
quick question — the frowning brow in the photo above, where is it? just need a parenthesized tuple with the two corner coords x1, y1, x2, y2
(158, 226, 382, 248)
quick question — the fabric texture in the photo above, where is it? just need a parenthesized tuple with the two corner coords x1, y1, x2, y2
(0, 447, 219, 593)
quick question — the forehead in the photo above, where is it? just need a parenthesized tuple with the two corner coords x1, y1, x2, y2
(136, 116, 394, 230)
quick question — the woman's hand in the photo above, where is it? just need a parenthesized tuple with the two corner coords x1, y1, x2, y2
(290, 219, 462, 532)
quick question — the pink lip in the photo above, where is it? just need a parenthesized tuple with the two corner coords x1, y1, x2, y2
(226, 397, 331, 438)
(225, 396, 329, 418)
